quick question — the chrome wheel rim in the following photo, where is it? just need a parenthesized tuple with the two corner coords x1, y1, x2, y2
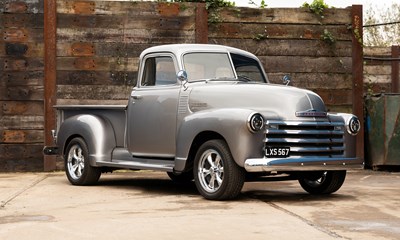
(197, 149, 224, 193)
(67, 144, 85, 180)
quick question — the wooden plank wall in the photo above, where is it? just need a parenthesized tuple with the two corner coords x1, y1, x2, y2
(364, 47, 394, 93)
(56, 0, 197, 105)
(0, 0, 44, 171)
(0, 1, 357, 172)
(209, 7, 354, 113)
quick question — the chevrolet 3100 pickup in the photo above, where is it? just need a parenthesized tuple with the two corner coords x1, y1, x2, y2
(44, 44, 363, 200)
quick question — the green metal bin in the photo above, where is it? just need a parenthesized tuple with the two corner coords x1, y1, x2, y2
(365, 94, 400, 169)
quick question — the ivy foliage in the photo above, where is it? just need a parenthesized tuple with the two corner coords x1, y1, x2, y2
(302, 0, 329, 18)
(168, 0, 235, 9)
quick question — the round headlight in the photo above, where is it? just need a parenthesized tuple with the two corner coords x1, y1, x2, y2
(346, 116, 360, 135)
(248, 113, 264, 133)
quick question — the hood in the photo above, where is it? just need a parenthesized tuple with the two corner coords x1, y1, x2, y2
(188, 82, 327, 120)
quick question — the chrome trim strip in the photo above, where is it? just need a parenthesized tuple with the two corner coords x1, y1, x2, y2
(264, 138, 343, 144)
(244, 157, 363, 172)
(265, 120, 344, 127)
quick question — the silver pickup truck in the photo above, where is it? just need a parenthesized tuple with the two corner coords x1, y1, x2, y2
(44, 44, 362, 200)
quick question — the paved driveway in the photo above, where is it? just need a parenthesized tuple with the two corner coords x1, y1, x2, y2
(0, 170, 399, 240)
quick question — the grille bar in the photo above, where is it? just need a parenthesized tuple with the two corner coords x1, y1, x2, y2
(264, 120, 345, 157)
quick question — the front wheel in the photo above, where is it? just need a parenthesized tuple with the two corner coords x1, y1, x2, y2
(194, 140, 245, 200)
(298, 170, 346, 194)
(64, 137, 101, 185)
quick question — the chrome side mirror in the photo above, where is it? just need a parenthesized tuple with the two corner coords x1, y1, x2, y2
(282, 74, 291, 86)
(177, 70, 188, 82)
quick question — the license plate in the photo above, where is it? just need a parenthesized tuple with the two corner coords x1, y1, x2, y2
(265, 147, 290, 158)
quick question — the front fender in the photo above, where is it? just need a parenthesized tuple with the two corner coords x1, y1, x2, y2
(175, 108, 265, 170)
(57, 114, 116, 166)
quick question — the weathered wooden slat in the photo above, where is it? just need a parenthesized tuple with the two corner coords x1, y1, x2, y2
(56, 1, 196, 16)
(0, 144, 43, 171)
(57, 85, 131, 100)
(57, 14, 195, 30)
(364, 65, 391, 75)
(56, 28, 195, 43)
(2, 28, 44, 42)
(1, 13, 44, 28)
(56, 57, 139, 71)
(259, 56, 352, 73)
(0, 85, 44, 101)
(209, 38, 352, 57)
(1, 101, 44, 116)
(209, 23, 352, 41)
(57, 70, 137, 86)
(364, 74, 391, 84)
(314, 89, 353, 105)
(0, 116, 44, 130)
(0, 42, 44, 57)
(1, 57, 44, 71)
(0, 130, 43, 143)
(0, 71, 44, 86)
(0, 0, 44, 14)
(57, 42, 154, 57)
(267, 73, 353, 89)
(218, 7, 351, 25)
(364, 47, 391, 56)
(325, 105, 352, 114)
(364, 82, 391, 94)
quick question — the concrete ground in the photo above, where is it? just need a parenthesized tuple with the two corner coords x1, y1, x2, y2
(0, 170, 399, 240)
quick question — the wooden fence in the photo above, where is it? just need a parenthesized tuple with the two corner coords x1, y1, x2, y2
(0, 0, 45, 171)
(1, 0, 363, 171)
(364, 46, 400, 94)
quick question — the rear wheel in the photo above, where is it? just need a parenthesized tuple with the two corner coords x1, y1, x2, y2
(298, 171, 346, 194)
(64, 137, 101, 185)
(194, 139, 245, 200)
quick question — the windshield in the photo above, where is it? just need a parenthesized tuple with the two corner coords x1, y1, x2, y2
(183, 52, 266, 83)
(231, 53, 266, 83)
(183, 53, 235, 81)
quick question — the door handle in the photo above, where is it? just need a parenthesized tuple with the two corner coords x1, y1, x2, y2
(132, 95, 142, 100)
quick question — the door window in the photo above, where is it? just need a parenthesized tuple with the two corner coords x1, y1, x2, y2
(142, 56, 176, 86)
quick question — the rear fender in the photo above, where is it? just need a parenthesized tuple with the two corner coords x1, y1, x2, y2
(57, 114, 116, 166)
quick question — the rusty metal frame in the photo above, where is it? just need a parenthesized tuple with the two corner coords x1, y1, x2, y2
(392, 46, 399, 93)
(44, 0, 57, 171)
(351, 5, 364, 162)
(195, 3, 208, 44)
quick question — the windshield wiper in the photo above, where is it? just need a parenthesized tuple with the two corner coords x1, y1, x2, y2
(237, 75, 252, 82)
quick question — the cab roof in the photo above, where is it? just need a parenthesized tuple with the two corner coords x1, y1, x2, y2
(140, 44, 258, 60)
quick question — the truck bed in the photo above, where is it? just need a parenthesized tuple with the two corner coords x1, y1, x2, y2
(55, 105, 127, 147)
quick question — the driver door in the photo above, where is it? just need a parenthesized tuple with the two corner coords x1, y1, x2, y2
(127, 54, 180, 159)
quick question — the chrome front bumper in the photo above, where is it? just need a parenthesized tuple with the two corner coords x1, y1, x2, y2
(244, 157, 364, 172)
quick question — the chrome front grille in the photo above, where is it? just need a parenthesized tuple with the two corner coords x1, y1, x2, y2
(264, 121, 345, 157)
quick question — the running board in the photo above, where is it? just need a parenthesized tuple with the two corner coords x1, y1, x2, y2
(94, 148, 174, 172)
(96, 159, 174, 172)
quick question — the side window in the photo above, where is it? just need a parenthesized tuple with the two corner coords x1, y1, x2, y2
(142, 56, 176, 86)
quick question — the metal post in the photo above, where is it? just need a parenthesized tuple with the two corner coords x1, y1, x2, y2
(44, 0, 57, 171)
(392, 45, 399, 93)
(351, 5, 364, 162)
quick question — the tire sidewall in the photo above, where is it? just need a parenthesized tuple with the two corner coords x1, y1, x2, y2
(64, 137, 92, 185)
(298, 170, 346, 194)
(193, 139, 244, 200)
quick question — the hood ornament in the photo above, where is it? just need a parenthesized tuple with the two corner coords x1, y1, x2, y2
(296, 109, 327, 117)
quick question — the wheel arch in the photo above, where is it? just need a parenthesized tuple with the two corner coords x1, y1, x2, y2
(181, 131, 226, 172)
(57, 114, 117, 166)
(174, 108, 264, 172)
